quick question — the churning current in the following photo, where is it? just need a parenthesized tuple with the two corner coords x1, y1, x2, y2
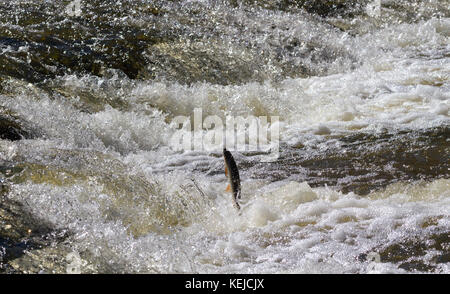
(0, 0, 449, 273)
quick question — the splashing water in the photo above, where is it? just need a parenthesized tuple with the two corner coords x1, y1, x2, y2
(0, 0, 449, 273)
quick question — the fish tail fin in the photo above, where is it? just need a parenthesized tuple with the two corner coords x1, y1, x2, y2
(233, 198, 240, 211)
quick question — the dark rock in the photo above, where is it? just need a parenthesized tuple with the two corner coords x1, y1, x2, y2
(0, 0, 354, 85)
(360, 230, 450, 272)
(201, 126, 450, 195)
(228, 0, 368, 18)
(0, 188, 69, 272)
(0, 114, 33, 141)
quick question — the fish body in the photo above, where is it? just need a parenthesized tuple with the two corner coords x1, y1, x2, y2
(223, 148, 241, 210)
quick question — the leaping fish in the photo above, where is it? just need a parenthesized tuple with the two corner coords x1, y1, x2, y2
(223, 148, 241, 210)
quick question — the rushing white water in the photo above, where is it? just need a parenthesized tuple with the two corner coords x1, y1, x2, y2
(4, 164, 450, 273)
(0, 1, 449, 273)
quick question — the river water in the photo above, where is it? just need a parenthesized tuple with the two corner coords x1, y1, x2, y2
(0, 0, 449, 273)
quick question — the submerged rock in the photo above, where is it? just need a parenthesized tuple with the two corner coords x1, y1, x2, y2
(0, 110, 35, 141)
(229, 0, 368, 18)
(5, 148, 203, 238)
(0, 147, 207, 273)
(0, 116, 28, 141)
(0, 0, 354, 85)
(0, 184, 69, 273)
(227, 126, 450, 195)
(0, 0, 447, 86)
(360, 230, 450, 273)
